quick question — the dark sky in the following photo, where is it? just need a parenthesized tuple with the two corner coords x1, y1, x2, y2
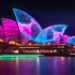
(0, 0, 75, 36)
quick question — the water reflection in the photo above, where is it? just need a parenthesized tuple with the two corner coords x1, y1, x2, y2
(16, 57, 19, 75)
(0, 57, 75, 75)
(36, 57, 40, 75)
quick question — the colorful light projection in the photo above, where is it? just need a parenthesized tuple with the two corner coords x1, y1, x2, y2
(35, 24, 67, 43)
(66, 36, 75, 45)
(1, 18, 19, 43)
(0, 25, 4, 42)
(9, 41, 21, 46)
(1, 18, 29, 45)
(13, 8, 67, 43)
(22, 37, 29, 45)
(54, 34, 70, 44)
(0, 25, 4, 39)
(13, 8, 42, 41)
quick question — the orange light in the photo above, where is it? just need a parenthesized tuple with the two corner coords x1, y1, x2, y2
(9, 41, 21, 46)
(15, 42, 21, 46)
(44, 51, 47, 53)
(14, 50, 19, 54)
(39, 50, 42, 53)
(0, 39, 4, 42)
(50, 50, 53, 53)
(28, 43, 32, 46)
(61, 56, 64, 61)
(46, 50, 49, 53)
(9, 41, 16, 44)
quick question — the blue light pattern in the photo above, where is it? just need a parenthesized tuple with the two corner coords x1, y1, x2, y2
(13, 8, 42, 41)
(66, 36, 75, 45)
(35, 24, 67, 43)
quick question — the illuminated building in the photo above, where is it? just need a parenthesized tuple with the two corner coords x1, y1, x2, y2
(0, 18, 29, 46)
(0, 8, 74, 55)
(54, 34, 70, 44)
(13, 8, 42, 42)
(13, 8, 67, 43)
(67, 36, 75, 45)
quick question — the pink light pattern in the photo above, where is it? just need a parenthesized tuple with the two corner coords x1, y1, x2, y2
(18, 22, 32, 38)
(1, 18, 29, 45)
(13, 8, 42, 41)
(0, 25, 4, 39)
(22, 37, 29, 45)
(1, 18, 19, 43)
(35, 24, 67, 43)
(54, 34, 70, 44)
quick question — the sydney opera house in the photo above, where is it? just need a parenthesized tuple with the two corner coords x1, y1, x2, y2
(0, 8, 75, 55)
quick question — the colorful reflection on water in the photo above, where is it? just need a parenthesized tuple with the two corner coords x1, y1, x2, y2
(0, 56, 75, 75)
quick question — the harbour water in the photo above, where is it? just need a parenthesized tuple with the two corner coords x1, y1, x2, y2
(0, 56, 75, 75)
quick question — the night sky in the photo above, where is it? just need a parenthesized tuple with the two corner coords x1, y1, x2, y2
(0, 0, 75, 36)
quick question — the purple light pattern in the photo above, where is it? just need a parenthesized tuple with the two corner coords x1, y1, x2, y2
(1, 18, 19, 43)
(0, 25, 4, 39)
(1, 18, 29, 45)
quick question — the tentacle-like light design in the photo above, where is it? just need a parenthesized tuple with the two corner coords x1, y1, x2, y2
(13, 8, 42, 41)
(66, 36, 75, 45)
(35, 24, 67, 43)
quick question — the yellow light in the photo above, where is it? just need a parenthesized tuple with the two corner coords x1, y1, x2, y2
(9, 41, 21, 46)
(9, 41, 16, 44)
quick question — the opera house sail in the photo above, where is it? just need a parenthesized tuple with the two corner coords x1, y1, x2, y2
(1, 18, 29, 46)
(13, 8, 67, 43)
(35, 24, 67, 43)
(13, 8, 42, 42)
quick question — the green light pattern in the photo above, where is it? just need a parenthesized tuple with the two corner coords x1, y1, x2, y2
(0, 57, 36, 60)
(0, 54, 44, 58)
